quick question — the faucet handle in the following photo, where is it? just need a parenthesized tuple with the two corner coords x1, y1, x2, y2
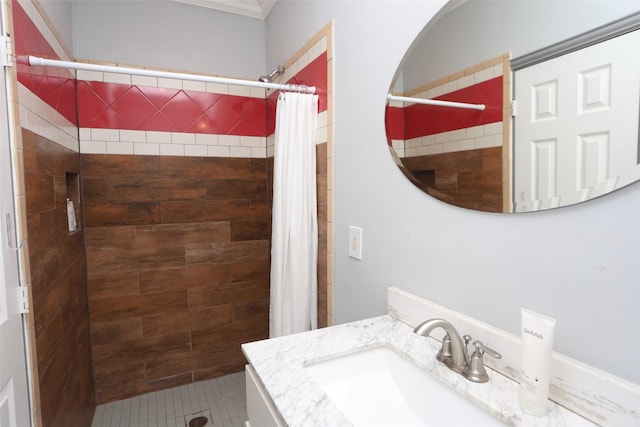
(473, 341, 501, 359)
(465, 341, 502, 383)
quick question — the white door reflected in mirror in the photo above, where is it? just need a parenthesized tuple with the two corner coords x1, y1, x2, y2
(513, 30, 640, 212)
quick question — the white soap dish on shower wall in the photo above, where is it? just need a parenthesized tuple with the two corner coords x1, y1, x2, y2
(66, 198, 77, 233)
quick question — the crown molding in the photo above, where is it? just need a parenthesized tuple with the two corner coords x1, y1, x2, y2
(173, 0, 276, 20)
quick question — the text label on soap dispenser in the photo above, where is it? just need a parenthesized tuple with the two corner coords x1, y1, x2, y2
(523, 328, 544, 340)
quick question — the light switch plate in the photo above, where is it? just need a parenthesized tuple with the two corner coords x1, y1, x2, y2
(348, 226, 363, 260)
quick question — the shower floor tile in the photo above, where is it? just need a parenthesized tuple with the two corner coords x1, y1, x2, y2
(91, 372, 247, 427)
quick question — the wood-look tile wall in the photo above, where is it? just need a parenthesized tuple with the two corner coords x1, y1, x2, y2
(402, 147, 503, 212)
(81, 154, 270, 403)
(316, 142, 328, 328)
(23, 128, 96, 427)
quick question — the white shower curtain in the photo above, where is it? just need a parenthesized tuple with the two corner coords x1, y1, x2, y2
(269, 91, 319, 338)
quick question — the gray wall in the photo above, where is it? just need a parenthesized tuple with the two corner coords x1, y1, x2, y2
(71, 0, 267, 78)
(266, 0, 640, 384)
(63, 0, 640, 384)
(39, 0, 73, 51)
(402, 0, 640, 91)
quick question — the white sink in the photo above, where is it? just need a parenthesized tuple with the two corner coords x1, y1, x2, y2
(305, 347, 508, 426)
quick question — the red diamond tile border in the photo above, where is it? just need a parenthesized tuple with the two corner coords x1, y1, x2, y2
(14, 0, 328, 139)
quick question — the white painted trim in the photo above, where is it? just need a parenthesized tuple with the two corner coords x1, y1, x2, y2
(172, 0, 274, 20)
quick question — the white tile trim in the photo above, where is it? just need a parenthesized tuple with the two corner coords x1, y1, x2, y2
(80, 140, 106, 154)
(79, 128, 268, 158)
(171, 132, 196, 145)
(18, 84, 79, 152)
(402, 123, 503, 158)
(184, 144, 207, 157)
(146, 131, 172, 144)
(77, 70, 104, 82)
(158, 78, 183, 90)
(106, 141, 134, 155)
(119, 130, 147, 143)
(195, 134, 218, 145)
(103, 73, 131, 85)
(131, 75, 158, 88)
(160, 144, 185, 157)
(183, 80, 206, 92)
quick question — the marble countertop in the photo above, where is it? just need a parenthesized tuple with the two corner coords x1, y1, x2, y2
(241, 315, 595, 427)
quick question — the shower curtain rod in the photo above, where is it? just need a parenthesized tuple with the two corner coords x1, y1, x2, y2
(387, 94, 485, 111)
(26, 56, 316, 94)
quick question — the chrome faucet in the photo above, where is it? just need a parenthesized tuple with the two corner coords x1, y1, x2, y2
(414, 318, 501, 383)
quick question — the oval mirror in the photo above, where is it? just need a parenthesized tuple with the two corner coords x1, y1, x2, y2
(386, 0, 640, 213)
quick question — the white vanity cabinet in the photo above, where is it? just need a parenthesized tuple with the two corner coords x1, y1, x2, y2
(245, 364, 286, 427)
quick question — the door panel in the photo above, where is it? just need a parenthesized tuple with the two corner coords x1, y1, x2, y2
(514, 29, 640, 211)
(1, 379, 17, 426)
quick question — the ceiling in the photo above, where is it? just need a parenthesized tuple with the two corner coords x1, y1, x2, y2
(173, 0, 277, 19)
